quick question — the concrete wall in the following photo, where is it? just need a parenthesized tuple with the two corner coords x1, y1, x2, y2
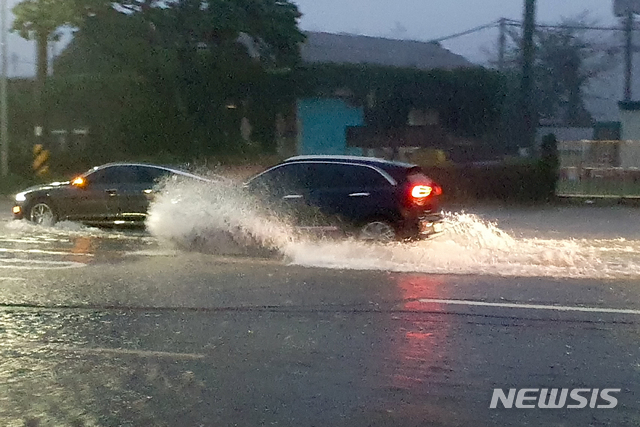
(620, 109, 640, 141)
(618, 109, 640, 168)
(620, 141, 640, 169)
(536, 127, 593, 147)
(558, 140, 640, 169)
(296, 98, 364, 155)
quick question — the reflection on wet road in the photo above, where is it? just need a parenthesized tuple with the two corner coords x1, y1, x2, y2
(0, 220, 157, 271)
(0, 307, 389, 426)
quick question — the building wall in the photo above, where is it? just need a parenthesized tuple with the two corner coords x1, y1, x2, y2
(296, 98, 364, 155)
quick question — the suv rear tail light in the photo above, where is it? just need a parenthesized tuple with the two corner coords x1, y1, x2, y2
(411, 185, 433, 198)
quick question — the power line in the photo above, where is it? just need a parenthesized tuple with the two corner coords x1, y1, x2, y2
(425, 18, 634, 46)
(428, 20, 500, 43)
(505, 19, 639, 32)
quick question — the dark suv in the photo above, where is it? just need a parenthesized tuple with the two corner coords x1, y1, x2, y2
(245, 155, 443, 241)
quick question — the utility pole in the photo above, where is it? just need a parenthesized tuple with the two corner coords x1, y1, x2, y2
(0, 0, 8, 177)
(498, 17, 507, 72)
(624, 10, 634, 101)
(520, 0, 536, 152)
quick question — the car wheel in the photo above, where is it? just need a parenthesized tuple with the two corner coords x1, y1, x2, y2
(359, 220, 396, 243)
(28, 200, 57, 226)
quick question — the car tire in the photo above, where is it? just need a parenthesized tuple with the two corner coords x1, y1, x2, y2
(27, 199, 58, 226)
(359, 220, 397, 243)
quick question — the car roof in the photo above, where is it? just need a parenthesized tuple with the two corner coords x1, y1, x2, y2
(84, 162, 228, 183)
(281, 156, 422, 183)
(282, 155, 417, 171)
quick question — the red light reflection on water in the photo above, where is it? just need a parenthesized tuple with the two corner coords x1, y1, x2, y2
(63, 236, 95, 264)
(395, 274, 445, 312)
(390, 274, 449, 389)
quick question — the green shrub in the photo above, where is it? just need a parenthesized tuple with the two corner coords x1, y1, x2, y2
(424, 162, 555, 203)
(538, 133, 559, 201)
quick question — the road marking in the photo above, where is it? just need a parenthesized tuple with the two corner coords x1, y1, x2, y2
(0, 277, 26, 281)
(0, 259, 86, 269)
(418, 298, 640, 316)
(51, 345, 206, 360)
(0, 248, 93, 256)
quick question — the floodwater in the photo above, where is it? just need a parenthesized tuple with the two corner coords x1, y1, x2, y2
(146, 179, 640, 279)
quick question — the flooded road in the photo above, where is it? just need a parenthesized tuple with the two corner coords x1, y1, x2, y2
(1, 198, 640, 426)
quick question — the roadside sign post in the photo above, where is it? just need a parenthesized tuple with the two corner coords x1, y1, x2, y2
(32, 143, 49, 176)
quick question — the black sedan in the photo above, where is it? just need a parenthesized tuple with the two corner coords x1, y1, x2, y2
(12, 162, 218, 226)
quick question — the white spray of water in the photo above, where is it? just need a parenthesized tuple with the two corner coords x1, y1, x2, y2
(146, 177, 296, 255)
(147, 179, 640, 279)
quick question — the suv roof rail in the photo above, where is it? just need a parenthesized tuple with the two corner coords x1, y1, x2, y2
(283, 155, 415, 168)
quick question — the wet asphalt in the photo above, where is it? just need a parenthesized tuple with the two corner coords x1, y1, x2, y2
(0, 198, 639, 427)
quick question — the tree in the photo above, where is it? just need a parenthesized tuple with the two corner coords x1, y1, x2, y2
(13, 0, 83, 77)
(12, 0, 106, 149)
(50, 0, 305, 158)
(498, 14, 615, 130)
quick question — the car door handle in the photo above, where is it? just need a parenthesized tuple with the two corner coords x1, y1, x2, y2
(349, 192, 370, 197)
(283, 194, 303, 199)
(105, 189, 118, 196)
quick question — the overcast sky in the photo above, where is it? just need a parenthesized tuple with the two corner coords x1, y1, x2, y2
(292, 0, 621, 63)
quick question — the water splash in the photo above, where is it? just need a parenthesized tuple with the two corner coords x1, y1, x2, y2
(146, 177, 296, 256)
(285, 214, 640, 279)
(147, 179, 640, 279)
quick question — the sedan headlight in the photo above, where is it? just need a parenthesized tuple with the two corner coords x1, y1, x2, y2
(15, 192, 26, 202)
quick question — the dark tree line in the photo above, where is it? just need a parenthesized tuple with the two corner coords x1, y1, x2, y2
(10, 0, 507, 168)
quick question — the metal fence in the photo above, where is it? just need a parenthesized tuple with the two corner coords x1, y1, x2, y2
(558, 140, 640, 197)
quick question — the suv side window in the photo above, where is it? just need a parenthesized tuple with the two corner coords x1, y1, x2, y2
(249, 163, 312, 193)
(348, 165, 389, 188)
(308, 163, 389, 189)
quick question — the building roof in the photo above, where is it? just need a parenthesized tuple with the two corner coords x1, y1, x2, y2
(301, 32, 473, 71)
